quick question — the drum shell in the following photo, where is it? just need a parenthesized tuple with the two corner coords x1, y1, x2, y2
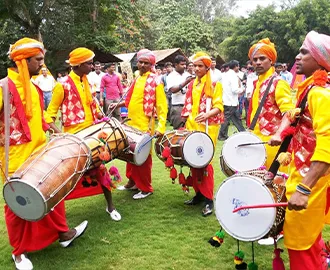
(117, 124, 151, 165)
(3, 134, 90, 221)
(75, 118, 128, 169)
(219, 155, 235, 177)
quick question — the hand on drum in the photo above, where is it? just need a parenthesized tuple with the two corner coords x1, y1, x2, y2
(268, 134, 282, 146)
(154, 131, 162, 138)
(109, 103, 118, 110)
(195, 112, 209, 123)
(288, 191, 308, 211)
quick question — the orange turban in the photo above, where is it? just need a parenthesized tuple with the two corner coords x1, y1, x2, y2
(8, 38, 46, 119)
(66, 47, 95, 66)
(248, 38, 277, 63)
(191, 52, 213, 97)
(66, 47, 95, 105)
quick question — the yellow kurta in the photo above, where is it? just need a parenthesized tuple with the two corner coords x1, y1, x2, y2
(284, 76, 330, 250)
(47, 71, 97, 133)
(127, 71, 167, 134)
(185, 76, 223, 148)
(0, 69, 46, 181)
(250, 67, 294, 169)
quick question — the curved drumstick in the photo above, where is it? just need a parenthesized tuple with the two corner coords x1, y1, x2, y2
(232, 203, 288, 213)
(137, 135, 158, 153)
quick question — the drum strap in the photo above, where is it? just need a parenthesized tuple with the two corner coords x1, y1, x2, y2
(249, 76, 276, 131)
(0, 77, 10, 180)
(268, 87, 310, 177)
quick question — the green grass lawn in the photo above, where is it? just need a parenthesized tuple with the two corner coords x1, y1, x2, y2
(1, 123, 329, 270)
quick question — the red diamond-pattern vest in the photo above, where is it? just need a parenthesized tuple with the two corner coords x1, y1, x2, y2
(61, 77, 98, 127)
(257, 75, 283, 136)
(182, 81, 223, 125)
(0, 78, 31, 146)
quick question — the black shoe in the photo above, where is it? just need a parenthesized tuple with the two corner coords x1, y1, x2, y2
(184, 192, 204, 205)
(218, 136, 228, 141)
(202, 201, 213, 217)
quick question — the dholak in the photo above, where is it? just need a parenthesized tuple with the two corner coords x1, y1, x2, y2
(155, 130, 214, 168)
(215, 174, 286, 242)
(220, 132, 266, 176)
(3, 134, 90, 221)
(75, 118, 128, 169)
(117, 124, 152, 166)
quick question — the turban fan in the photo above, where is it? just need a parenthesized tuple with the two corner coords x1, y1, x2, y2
(248, 38, 277, 63)
(137, 49, 156, 66)
(8, 37, 45, 119)
(191, 52, 213, 97)
(302, 31, 330, 72)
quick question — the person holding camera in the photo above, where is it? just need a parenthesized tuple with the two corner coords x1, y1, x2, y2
(167, 55, 195, 129)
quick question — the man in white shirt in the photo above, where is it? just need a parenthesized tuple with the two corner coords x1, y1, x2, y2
(87, 61, 105, 102)
(280, 63, 293, 85)
(210, 57, 222, 83)
(218, 60, 245, 140)
(35, 67, 56, 110)
(167, 55, 194, 129)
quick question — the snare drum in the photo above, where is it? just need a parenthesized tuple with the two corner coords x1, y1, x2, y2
(3, 134, 90, 221)
(75, 118, 128, 169)
(215, 174, 286, 241)
(155, 130, 214, 168)
(220, 132, 266, 176)
(117, 124, 152, 165)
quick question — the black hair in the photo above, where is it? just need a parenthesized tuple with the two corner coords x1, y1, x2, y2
(164, 62, 173, 67)
(174, 55, 186, 64)
(275, 62, 283, 68)
(229, 60, 239, 69)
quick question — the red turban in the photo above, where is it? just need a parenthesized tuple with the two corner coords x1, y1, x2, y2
(137, 49, 156, 66)
(302, 31, 330, 72)
(248, 38, 277, 63)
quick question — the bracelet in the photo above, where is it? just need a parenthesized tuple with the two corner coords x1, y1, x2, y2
(296, 184, 311, 196)
(299, 183, 312, 192)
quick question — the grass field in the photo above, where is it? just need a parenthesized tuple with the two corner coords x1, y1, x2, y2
(1, 123, 329, 270)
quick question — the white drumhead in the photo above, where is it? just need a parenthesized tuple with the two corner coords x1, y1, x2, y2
(183, 132, 214, 168)
(3, 180, 46, 221)
(215, 175, 276, 241)
(133, 134, 152, 165)
(222, 132, 266, 172)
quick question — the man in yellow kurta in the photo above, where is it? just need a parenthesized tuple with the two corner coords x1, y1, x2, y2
(181, 52, 223, 216)
(47, 48, 121, 221)
(247, 38, 295, 170)
(0, 38, 87, 270)
(113, 49, 168, 199)
(269, 30, 330, 270)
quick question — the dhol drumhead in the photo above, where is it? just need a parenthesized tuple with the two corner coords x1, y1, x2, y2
(3, 180, 46, 221)
(183, 132, 214, 168)
(133, 134, 152, 165)
(222, 132, 266, 172)
(215, 174, 276, 242)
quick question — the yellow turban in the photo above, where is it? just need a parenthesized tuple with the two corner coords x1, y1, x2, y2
(248, 38, 277, 63)
(8, 38, 46, 119)
(66, 47, 95, 66)
(191, 52, 213, 97)
(66, 47, 95, 105)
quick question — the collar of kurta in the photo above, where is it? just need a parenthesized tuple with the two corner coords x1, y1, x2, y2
(258, 67, 275, 84)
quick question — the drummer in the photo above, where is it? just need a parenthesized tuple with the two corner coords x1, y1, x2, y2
(269, 30, 330, 270)
(0, 38, 88, 270)
(47, 48, 121, 221)
(247, 38, 295, 244)
(247, 38, 295, 170)
(110, 49, 168, 199)
(181, 52, 224, 216)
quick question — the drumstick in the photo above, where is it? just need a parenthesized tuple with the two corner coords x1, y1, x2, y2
(232, 202, 288, 213)
(137, 135, 157, 153)
(236, 142, 268, 147)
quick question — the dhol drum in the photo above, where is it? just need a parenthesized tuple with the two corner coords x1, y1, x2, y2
(220, 132, 267, 176)
(215, 173, 286, 242)
(155, 130, 214, 168)
(75, 118, 128, 169)
(3, 134, 90, 221)
(117, 124, 152, 166)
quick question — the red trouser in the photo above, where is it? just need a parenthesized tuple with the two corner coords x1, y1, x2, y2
(126, 155, 153, 193)
(190, 164, 214, 200)
(5, 201, 69, 255)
